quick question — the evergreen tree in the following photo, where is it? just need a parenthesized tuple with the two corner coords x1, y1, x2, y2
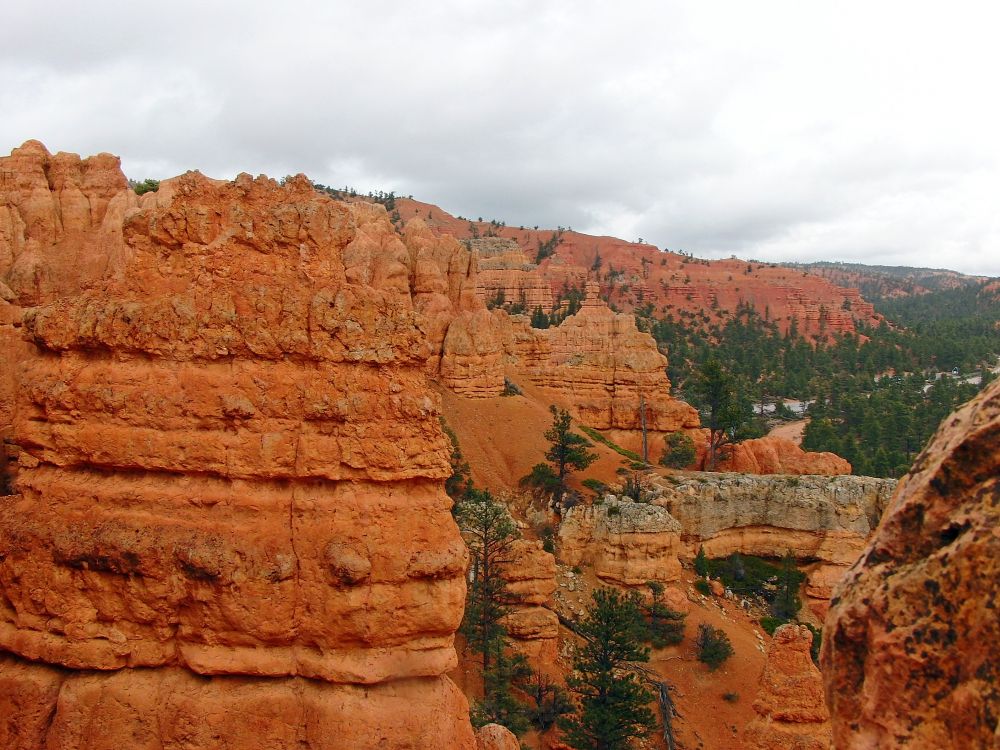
(693, 546, 709, 578)
(659, 431, 696, 469)
(689, 359, 761, 470)
(561, 588, 657, 750)
(771, 551, 802, 621)
(696, 624, 734, 671)
(523, 405, 597, 507)
(454, 489, 527, 730)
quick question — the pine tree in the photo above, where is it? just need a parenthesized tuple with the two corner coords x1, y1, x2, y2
(693, 546, 709, 578)
(771, 551, 802, 621)
(454, 489, 528, 731)
(560, 588, 657, 750)
(522, 406, 597, 508)
(689, 359, 761, 470)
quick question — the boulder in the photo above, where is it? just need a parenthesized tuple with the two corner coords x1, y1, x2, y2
(822, 378, 1000, 748)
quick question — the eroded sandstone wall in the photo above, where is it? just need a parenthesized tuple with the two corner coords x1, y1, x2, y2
(822, 378, 1000, 748)
(0, 165, 475, 748)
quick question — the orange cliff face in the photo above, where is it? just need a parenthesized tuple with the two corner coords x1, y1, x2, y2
(823, 376, 1000, 749)
(0, 156, 475, 749)
(395, 197, 881, 341)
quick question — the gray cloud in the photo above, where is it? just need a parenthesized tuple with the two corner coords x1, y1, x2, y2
(4, 0, 998, 276)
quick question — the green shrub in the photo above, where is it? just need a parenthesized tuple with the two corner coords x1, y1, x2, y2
(705, 552, 805, 603)
(579, 425, 645, 464)
(759, 616, 787, 636)
(694, 578, 711, 596)
(723, 692, 740, 703)
(133, 178, 160, 195)
(696, 624, 734, 671)
(660, 431, 696, 469)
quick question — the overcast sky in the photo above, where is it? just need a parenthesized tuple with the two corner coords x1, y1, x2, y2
(4, 1, 999, 276)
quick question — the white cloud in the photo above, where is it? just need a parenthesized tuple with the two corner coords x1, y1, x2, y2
(3, 0, 998, 275)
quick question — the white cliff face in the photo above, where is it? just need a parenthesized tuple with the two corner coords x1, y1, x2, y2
(652, 473, 896, 541)
(558, 498, 683, 585)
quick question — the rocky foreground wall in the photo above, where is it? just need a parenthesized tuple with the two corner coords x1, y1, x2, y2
(823, 377, 1000, 748)
(0, 162, 476, 748)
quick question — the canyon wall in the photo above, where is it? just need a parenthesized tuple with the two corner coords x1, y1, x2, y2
(0, 161, 475, 748)
(654, 472, 895, 613)
(512, 281, 700, 432)
(823, 377, 1000, 748)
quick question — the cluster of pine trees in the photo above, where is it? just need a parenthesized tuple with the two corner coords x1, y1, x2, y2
(638, 280, 999, 478)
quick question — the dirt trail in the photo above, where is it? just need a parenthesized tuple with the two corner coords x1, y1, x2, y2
(767, 418, 809, 445)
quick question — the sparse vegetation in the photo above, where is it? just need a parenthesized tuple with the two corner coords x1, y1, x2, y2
(521, 406, 597, 510)
(131, 178, 160, 195)
(696, 624, 734, 671)
(560, 588, 657, 750)
(660, 431, 696, 469)
(579, 425, 645, 464)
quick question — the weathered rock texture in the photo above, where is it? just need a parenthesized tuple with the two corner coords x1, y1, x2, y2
(559, 499, 683, 585)
(471, 237, 553, 312)
(716, 435, 852, 476)
(743, 624, 831, 750)
(653, 472, 895, 612)
(499, 539, 558, 660)
(822, 377, 1000, 749)
(514, 282, 699, 432)
(0, 140, 133, 306)
(474, 723, 521, 750)
(0, 160, 475, 748)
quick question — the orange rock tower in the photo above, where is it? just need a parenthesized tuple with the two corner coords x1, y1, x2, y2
(0, 151, 475, 749)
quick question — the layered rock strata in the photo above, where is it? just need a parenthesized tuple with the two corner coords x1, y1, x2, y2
(823, 377, 1000, 748)
(653, 473, 895, 613)
(558, 499, 683, 585)
(743, 624, 831, 750)
(514, 282, 699, 432)
(499, 539, 558, 661)
(0, 167, 475, 748)
(470, 237, 553, 312)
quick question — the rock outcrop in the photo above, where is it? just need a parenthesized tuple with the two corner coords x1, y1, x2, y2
(822, 377, 1000, 748)
(471, 237, 553, 312)
(474, 723, 521, 750)
(0, 140, 132, 306)
(0, 164, 475, 748)
(716, 436, 851, 476)
(653, 472, 895, 614)
(558, 499, 683, 585)
(743, 624, 831, 750)
(500, 539, 558, 661)
(515, 282, 699, 432)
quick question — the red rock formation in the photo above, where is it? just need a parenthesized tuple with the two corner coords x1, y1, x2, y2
(0, 164, 475, 748)
(475, 723, 520, 750)
(558, 499, 683, 585)
(743, 624, 830, 750)
(515, 282, 699, 432)
(716, 436, 851, 475)
(469, 237, 554, 312)
(500, 539, 558, 661)
(822, 377, 1000, 749)
(0, 140, 133, 306)
(394, 198, 882, 340)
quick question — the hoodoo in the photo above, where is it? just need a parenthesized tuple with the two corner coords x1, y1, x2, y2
(0, 156, 476, 748)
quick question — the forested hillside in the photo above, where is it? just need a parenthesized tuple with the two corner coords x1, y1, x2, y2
(638, 278, 1000, 477)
